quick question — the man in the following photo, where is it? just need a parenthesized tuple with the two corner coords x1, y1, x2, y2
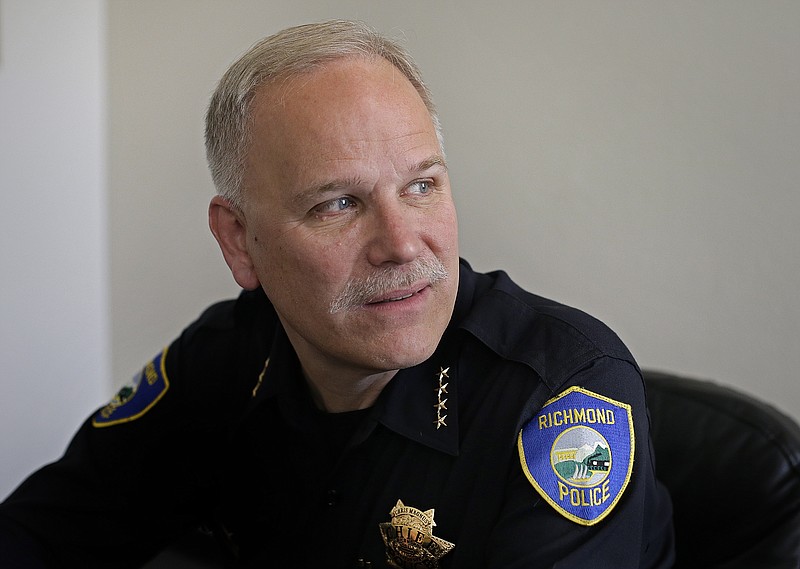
(0, 20, 674, 568)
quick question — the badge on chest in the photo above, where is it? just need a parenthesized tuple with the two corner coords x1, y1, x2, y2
(379, 499, 455, 569)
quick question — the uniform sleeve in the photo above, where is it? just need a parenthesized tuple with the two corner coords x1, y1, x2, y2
(0, 515, 59, 568)
(0, 340, 215, 569)
(486, 357, 675, 569)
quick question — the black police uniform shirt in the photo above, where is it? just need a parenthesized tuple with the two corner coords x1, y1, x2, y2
(0, 260, 675, 568)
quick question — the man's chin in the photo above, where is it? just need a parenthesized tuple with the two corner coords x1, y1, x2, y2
(365, 342, 440, 374)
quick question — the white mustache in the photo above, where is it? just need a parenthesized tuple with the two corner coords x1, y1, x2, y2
(329, 256, 449, 313)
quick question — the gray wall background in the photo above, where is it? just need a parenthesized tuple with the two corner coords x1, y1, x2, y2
(3, 0, 799, 497)
(109, 1, 800, 411)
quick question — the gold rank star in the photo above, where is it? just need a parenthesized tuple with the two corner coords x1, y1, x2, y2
(434, 367, 450, 429)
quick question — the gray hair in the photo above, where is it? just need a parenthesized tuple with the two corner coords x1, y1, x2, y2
(205, 20, 444, 210)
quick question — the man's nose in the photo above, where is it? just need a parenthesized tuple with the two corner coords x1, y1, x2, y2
(365, 202, 423, 266)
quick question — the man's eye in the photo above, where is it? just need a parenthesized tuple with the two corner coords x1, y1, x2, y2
(409, 180, 432, 195)
(313, 196, 356, 215)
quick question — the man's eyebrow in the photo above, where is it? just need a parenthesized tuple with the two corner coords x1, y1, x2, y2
(413, 155, 448, 173)
(292, 177, 363, 208)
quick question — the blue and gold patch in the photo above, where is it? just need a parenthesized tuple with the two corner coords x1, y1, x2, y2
(92, 348, 170, 428)
(518, 386, 634, 525)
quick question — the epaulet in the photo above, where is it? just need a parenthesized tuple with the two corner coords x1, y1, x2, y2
(461, 271, 635, 392)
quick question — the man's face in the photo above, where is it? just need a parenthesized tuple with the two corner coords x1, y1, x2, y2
(239, 57, 459, 379)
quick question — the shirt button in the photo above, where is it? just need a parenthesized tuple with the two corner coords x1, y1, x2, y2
(326, 489, 338, 507)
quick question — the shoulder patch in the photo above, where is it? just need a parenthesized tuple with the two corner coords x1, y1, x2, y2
(517, 386, 634, 525)
(92, 348, 170, 428)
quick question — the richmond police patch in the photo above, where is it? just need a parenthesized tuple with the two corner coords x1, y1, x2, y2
(92, 348, 170, 427)
(518, 386, 634, 525)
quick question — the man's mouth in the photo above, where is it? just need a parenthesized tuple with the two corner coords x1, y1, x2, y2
(372, 292, 415, 304)
(328, 256, 449, 314)
(366, 285, 426, 306)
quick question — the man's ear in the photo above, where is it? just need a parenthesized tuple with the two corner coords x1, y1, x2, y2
(208, 195, 261, 290)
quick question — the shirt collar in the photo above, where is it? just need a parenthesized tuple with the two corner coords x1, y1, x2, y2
(371, 330, 461, 456)
(241, 325, 321, 434)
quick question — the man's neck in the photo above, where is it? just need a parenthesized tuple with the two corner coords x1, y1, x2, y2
(301, 366, 398, 413)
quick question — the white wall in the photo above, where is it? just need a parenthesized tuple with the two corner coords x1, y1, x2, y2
(108, 1, 800, 421)
(0, 0, 108, 499)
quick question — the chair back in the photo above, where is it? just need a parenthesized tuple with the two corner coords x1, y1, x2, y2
(645, 370, 800, 568)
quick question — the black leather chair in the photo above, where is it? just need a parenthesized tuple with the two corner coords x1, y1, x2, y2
(645, 370, 800, 568)
(145, 371, 800, 568)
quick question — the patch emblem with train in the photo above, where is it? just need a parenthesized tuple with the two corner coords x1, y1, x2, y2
(92, 348, 169, 427)
(518, 386, 634, 525)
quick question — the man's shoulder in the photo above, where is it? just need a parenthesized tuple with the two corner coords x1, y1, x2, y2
(166, 288, 276, 405)
(184, 287, 274, 336)
(458, 266, 637, 392)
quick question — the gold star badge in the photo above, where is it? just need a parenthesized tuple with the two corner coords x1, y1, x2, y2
(379, 499, 455, 569)
(252, 357, 270, 398)
(434, 367, 450, 430)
